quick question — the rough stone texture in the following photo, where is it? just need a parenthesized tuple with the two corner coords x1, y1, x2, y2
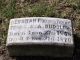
(6, 17, 74, 57)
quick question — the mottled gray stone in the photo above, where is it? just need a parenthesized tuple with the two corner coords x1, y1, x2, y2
(6, 17, 74, 57)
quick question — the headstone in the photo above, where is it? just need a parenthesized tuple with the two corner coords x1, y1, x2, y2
(6, 17, 74, 57)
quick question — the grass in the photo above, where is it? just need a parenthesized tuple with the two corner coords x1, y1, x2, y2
(0, 0, 80, 45)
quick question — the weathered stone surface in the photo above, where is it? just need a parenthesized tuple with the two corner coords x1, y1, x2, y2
(6, 17, 74, 57)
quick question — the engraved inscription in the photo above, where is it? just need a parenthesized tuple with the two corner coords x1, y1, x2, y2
(7, 17, 73, 45)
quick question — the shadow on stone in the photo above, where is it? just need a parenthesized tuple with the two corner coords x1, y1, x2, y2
(73, 34, 80, 60)
(11, 34, 80, 60)
(15, 56, 72, 60)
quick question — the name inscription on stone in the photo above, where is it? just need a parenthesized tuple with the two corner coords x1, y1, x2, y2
(6, 17, 73, 45)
